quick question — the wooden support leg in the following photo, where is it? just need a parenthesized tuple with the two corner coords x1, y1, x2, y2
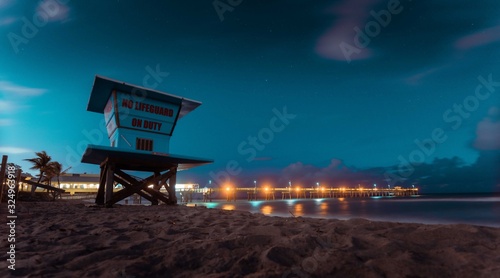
(14, 169, 21, 201)
(0, 155, 7, 202)
(105, 163, 115, 206)
(96, 164, 106, 205)
(166, 167, 177, 204)
(153, 171, 162, 191)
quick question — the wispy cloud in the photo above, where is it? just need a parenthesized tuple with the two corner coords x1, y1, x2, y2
(0, 146, 33, 154)
(282, 159, 352, 185)
(0, 100, 9, 110)
(0, 81, 46, 96)
(0, 16, 16, 26)
(0, 100, 17, 113)
(0, 0, 13, 9)
(35, 0, 71, 23)
(404, 65, 447, 85)
(0, 118, 13, 126)
(315, 0, 382, 62)
(473, 107, 500, 151)
(253, 156, 273, 161)
(455, 25, 500, 51)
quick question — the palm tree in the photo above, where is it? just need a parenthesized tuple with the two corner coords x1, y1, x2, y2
(24, 151, 52, 194)
(46, 161, 63, 188)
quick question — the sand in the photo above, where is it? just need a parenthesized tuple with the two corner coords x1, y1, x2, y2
(2, 200, 500, 278)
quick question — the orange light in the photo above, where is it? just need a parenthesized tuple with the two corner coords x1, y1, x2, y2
(265, 187, 269, 191)
(226, 187, 230, 191)
(296, 187, 300, 192)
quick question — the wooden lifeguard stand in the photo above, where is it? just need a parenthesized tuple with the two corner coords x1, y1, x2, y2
(81, 76, 212, 206)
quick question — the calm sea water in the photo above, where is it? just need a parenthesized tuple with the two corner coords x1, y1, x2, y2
(192, 193, 500, 228)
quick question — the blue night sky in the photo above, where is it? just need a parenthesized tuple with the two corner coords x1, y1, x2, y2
(1, 0, 499, 192)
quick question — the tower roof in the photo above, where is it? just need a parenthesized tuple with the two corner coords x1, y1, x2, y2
(87, 75, 201, 119)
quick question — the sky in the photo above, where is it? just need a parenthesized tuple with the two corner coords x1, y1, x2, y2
(1, 0, 499, 193)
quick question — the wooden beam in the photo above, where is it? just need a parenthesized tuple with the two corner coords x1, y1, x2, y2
(153, 171, 162, 190)
(114, 170, 167, 205)
(114, 169, 172, 205)
(0, 155, 8, 202)
(15, 169, 21, 201)
(143, 187, 171, 204)
(95, 164, 106, 205)
(114, 169, 143, 188)
(99, 157, 110, 169)
(140, 169, 177, 189)
(20, 179, 65, 193)
(113, 169, 157, 203)
(105, 163, 115, 205)
(166, 167, 178, 204)
(110, 174, 156, 205)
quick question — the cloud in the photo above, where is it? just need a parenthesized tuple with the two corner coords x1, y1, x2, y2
(0, 100, 17, 113)
(473, 107, 500, 151)
(404, 65, 447, 85)
(0, 0, 13, 9)
(35, 0, 71, 23)
(0, 118, 13, 126)
(0, 16, 16, 26)
(282, 159, 353, 186)
(315, 0, 382, 62)
(455, 25, 500, 51)
(0, 146, 33, 154)
(0, 81, 47, 96)
(253, 156, 273, 161)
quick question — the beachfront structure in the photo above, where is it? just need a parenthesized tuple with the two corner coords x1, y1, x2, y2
(56, 173, 198, 190)
(81, 75, 212, 206)
(87, 76, 202, 153)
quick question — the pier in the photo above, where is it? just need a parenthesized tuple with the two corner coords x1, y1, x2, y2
(13, 170, 418, 202)
(51, 185, 417, 202)
(213, 186, 418, 202)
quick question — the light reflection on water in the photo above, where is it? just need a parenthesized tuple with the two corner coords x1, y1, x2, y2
(261, 205, 273, 215)
(222, 204, 235, 210)
(319, 201, 329, 216)
(195, 194, 500, 227)
(338, 197, 349, 213)
(293, 203, 304, 216)
(203, 202, 219, 209)
(250, 201, 264, 207)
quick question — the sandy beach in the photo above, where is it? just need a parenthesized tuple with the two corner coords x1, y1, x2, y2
(2, 200, 500, 277)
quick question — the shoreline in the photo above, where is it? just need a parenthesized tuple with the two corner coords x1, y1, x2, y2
(4, 200, 500, 277)
(103, 195, 500, 229)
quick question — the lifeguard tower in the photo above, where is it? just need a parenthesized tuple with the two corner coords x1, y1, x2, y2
(81, 75, 212, 206)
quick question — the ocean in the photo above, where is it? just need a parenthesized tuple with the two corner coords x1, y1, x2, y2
(194, 193, 500, 228)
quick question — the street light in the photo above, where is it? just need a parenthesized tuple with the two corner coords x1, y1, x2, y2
(316, 182, 319, 188)
(254, 180, 257, 188)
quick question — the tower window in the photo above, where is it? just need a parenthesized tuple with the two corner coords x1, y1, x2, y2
(136, 138, 153, 151)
